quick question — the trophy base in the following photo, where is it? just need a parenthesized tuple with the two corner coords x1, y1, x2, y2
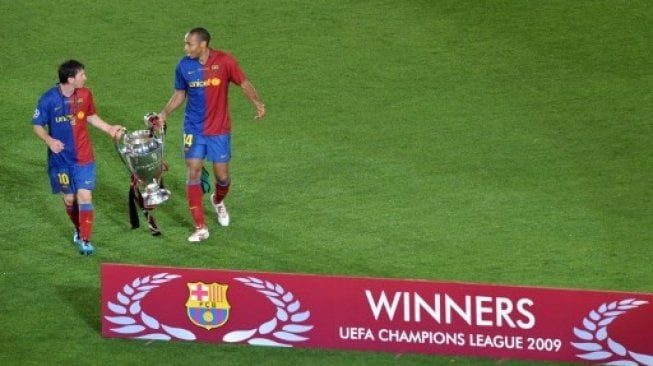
(143, 183, 171, 207)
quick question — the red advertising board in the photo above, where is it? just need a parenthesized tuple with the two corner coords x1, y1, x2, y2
(101, 263, 653, 364)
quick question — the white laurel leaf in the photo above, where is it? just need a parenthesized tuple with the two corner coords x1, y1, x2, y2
(265, 281, 275, 290)
(267, 297, 285, 308)
(150, 279, 169, 284)
(131, 278, 141, 287)
(107, 301, 127, 314)
(570, 342, 602, 352)
(576, 351, 613, 360)
(234, 277, 249, 283)
(276, 308, 288, 321)
(123, 285, 134, 295)
(223, 329, 257, 343)
(282, 324, 314, 333)
(582, 318, 596, 331)
(291, 310, 310, 322)
(607, 338, 627, 356)
(248, 338, 292, 347)
(259, 318, 277, 335)
(161, 324, 196, 340)
(589, 310, 601, 321)
(275, 284, 284, 294)
(105, 316, 136, 325)
(598, 303, 608, 313)
(111, 325, 146, 334)
(603, 310, 625, 317)
(246, 283, 265, 289)
(282, 292, 294, 302)
(287, 300, 300, 313)
(604, 360, 638, 366)
(618, 298, 635, 306)
(142, 275, 152, 283)
(273, 331, 309, 342)
(129, 301, 141, 315)
(629, 351, 653, 366)
(141, 311, 160, 329)
(117, 292, 130, 305)
(248, 277, 263, 284)
(164, 274, 180, 280)
(598, 317, 616, 327)
(596, 327, 608, 341)
(132, 291, 149, 301)
(607, 301, 617, 310)
(616, 305, 637, 310)
(136, 333, 171, 341)
(136, 285, 158, 291)
(632, 300, 648, 306)
(260, 290, 279, 297)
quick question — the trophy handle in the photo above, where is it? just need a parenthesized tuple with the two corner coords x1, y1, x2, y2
(114, 130, 134, 175)
(145, 112, 166, 162)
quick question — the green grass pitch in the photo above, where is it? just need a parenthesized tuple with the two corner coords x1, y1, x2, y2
(0, 1, 650, 365)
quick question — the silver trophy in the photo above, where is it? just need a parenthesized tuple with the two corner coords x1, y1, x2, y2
(115, 113, 171, 207)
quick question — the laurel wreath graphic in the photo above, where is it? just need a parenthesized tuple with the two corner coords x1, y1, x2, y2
(104, 272, 197, 341)
(571, 298, 653, 366)
(222, 276, 313, 347)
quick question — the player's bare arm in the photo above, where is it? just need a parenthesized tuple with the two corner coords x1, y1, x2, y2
(240, 79, 265, 120)
(158, 89, 187, 125)
(33, 125, 64, 153)
(87, 114, 125, 139)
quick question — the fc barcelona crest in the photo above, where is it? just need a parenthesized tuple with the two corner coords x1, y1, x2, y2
(186, 282, 231, 330)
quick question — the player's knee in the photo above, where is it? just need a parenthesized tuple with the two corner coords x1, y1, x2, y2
(63, 194, 75, 206)
(76, 190, 92, 204)
(217, 176, 231, 186)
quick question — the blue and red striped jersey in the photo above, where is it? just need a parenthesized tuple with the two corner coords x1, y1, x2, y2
(174, 50, 246, 136)
(32, 85, 97, 167)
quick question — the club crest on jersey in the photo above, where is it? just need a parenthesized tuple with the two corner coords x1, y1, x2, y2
(185, 282, 231, 330)
(211, 65, 220, 71)
(33, 108, 40, 119)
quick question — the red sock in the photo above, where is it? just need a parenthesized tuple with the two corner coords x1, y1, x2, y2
(78, 203, 94, 241)
(64, 200, 80, 231)
(213, 179, 231, 204)
(187, 183, 205, 228)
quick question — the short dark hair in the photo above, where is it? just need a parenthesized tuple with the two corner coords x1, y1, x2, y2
(188, 27, 211, 46)
(58, 60, 85, 83)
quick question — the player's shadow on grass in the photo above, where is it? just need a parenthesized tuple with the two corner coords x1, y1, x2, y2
(56, 285, 101, 333)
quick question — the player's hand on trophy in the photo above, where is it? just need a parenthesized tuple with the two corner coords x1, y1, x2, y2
(109, 125, 126, 140)
(155, 112, 167, 128)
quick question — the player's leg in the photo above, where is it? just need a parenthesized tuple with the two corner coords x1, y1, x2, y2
(207, 134, 231, 226)
(48, 166, 80, 245)
(72, 163, 96, 255)
(63, 193, 80, 244)
(211, 162, 230, 226)
(76, 189, 94, 255)
(186, 158, 209, 241)
(184, 133, 209, 242)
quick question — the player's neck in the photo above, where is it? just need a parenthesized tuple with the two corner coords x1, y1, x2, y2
(59, 83, 76, 98)
(198, 48, 211, 65)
